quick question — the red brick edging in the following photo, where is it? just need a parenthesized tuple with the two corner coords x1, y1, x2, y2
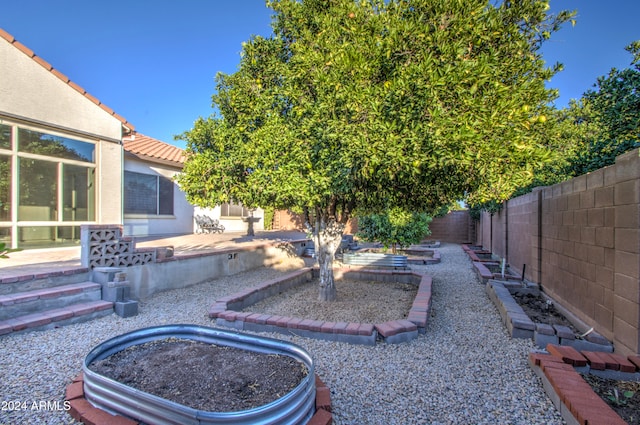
(209, 267, 433, 345)
(529, 344, 640, 425)
(66, 372, 332, 425)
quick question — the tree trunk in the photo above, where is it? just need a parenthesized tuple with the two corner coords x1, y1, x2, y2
(313, 218, 344, 302)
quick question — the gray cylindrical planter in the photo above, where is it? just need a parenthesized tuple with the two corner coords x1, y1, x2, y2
(83, 324, 315, 425)
(342, 252, 408, 268)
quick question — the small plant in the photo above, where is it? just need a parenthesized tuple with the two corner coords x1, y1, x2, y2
(607, 387, 635, 406)
(0, 242, 20, 259)
(356, 208, 432, 254)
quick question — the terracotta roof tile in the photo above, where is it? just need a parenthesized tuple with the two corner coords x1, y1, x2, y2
(84, 93, 100, 106)
(13, 40, 34, 57)
(50, 68, 70, 83)
(100, 104, 115, 116)
(32, 55, 53, 70)
(112, 112, 127, 124)
(68, 81, 86, 94)
(0, 28, 14, 43)
(123, 133, 185, 167)
(0, 28, 134, 132)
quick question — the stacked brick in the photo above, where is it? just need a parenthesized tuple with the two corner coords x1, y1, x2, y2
(530, 343, 640, 425)
(428, 211, 473, 244)
(67, 372, 333, 425)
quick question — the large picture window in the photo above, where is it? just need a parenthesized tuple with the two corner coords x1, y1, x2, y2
(124, 171, 174, 215)
(63, 164, 95, 221)
(2, 122, 96, 248)
(220, 202, 249, 218)
(0, 124, 11, 150)
(18, 157, 58, 221)
(0, 155, 10, 221)
(18, 128, 94, 162)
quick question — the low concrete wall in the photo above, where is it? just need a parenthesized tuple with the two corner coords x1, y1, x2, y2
(124, 240, 309, 300)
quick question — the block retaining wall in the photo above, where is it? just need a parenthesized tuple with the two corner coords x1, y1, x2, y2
(80, 224, 311, 300)
(475, 149, 640, 356)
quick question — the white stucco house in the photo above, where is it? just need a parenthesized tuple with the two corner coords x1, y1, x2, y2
(0, 28, 262, 249)
(122, 133, 265, 237)
(121, 133, 193, 237)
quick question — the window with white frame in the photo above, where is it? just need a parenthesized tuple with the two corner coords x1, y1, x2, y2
(220, 202, 249, 218)
(124, 170, 174, 215)
(0, 122, 97, 247)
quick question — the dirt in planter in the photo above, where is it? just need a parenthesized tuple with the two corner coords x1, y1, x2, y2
(581, 373, 640, 424)
(89, 338, 308, 412)
(484, 263, 520, 278)
(512, 292, 578, 332)
(245, 278, 417, 324)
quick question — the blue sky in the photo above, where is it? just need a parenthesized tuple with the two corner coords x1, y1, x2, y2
(2, 1, 638, 149)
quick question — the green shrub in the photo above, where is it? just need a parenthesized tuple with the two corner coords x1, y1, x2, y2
(356, 208, 432, 253)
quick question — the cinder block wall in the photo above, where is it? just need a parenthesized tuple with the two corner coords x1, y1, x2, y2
(273, 210, 306, 231)
(273, 210, 358, 234)
(611, 151, 640, 357)
(428, 211, 473, 243)
(275, 210, 473, 243)
(491, 208, 508, 260)
(477, 211, 492, 249)
(475, 149, 640, 355)
(505, 190, 541, 282)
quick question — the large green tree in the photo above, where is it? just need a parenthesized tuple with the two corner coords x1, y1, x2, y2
(566, 41, 640, 175)
(178, 0, 572, 301)
(508, 100, 597, 196)
(502, 41, 640, 199)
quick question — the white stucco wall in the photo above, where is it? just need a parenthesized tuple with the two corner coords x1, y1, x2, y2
(123, 158, 194, 236)
(0, 35, 125, 230)
(0, 37, 123, 142)
(97, 141, 124, 224)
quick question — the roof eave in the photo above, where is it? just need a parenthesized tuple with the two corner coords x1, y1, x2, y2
(124, 151, 184, 169)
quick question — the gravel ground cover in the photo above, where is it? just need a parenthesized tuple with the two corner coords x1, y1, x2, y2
(0, 243, 564, 425)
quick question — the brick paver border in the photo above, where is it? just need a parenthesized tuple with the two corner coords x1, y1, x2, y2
(208, 267, 433, 345)
(529, 343, 640, 425)
(66, 372, 333, 425)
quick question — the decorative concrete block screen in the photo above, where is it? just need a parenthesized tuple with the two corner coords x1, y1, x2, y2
(80, 225, 154, 269)
(474, 148, 640, 356)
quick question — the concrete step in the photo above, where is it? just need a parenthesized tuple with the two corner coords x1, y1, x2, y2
(0, 282, 102, 320)
(0, 300, 113, 336)
(0, 267, 90, 296)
